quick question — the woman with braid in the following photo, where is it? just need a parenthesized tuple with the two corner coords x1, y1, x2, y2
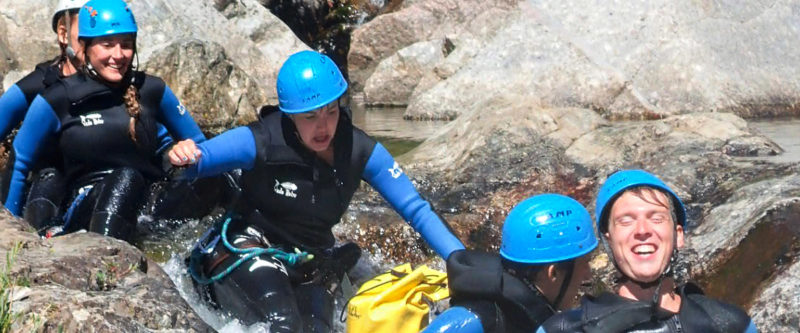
(4, 0, 206, 241)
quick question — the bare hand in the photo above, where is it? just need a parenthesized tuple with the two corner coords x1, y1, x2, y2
(168, 139, 202, 166)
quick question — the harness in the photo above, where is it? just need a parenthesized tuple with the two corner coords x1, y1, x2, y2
(188, 215, 315, 285)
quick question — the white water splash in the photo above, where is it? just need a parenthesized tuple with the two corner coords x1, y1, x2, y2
(161, 256, 271, 332)
(159, 246, 394, 332)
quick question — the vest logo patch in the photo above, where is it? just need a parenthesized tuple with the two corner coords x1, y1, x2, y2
(274, 180, 298, 198)
(80, 113, 104, 127)
(177, 104, 187, 116)
(388, 162, 403, 179)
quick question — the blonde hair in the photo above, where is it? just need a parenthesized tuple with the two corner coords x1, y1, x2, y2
(122, 84, 141, 143)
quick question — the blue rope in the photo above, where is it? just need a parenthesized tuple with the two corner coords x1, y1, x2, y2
(189, 217, 315, 285)
(60, 186, 93, 234)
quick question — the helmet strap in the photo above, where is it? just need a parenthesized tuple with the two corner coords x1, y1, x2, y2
(506, 265, 557, 314)
(550, 260, 575, 310)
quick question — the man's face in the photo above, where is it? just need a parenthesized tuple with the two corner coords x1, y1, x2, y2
(605, 190, 684, 283)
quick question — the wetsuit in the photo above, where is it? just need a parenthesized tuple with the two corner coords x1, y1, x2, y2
(0, 59, 174, 232)
(537, 283, 758, 333)
(184, 109, 465, 331)
(5, 71, 204, 239)
(0, 58, 65, 227)
(423, 250, 556, 333)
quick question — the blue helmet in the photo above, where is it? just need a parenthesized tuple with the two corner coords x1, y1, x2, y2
(277, 50, 348, 114)
(78, 0, 137, 39)
(500, 194, 598, 264)
(595, 169, 687, 233)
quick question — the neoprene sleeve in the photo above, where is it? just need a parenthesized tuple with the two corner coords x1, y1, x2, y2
(422, 307, 485, 333)
(0, 85, 30, 141)
(5, 96, 61, 216)
(362, 143, 465, 259)
(158, 86, 206, 143)
(180, 126, 257, 179)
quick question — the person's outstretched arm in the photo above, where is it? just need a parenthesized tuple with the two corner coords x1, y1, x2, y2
(362, 143, 465, 259)
(168, 126, 257, 178)
(4, 95, 60, 216)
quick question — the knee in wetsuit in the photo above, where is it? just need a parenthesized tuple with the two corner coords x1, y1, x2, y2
(191, 226, 305, 332)
(65, 168, 148, 241)
(23, 167, 66, 233)
(88, 167, 148, 240)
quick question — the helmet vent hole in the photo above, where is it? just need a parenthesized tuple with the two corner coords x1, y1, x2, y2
(576, 226, 581, 231)
(536, 234, 542, 238)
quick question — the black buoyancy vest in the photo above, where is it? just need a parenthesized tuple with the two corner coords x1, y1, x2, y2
(241, 108, 376, 252)
(43, 72, 165, 183)
(16, 57, 61, 104)
(541, 283, 752, 333)
(446, 250, 555, 333)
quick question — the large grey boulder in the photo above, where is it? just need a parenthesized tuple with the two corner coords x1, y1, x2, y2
(352, 0, 800, 119)
(131, 0, 307, 106)
(0, 2, 55, 73)
(363, 40, 447, 106)
(0, 213, 210, 332)
(347, 0, 519, 92)
(143, 39, 265, 133)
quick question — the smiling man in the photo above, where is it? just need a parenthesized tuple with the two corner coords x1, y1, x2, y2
(538, 169, 757, 333)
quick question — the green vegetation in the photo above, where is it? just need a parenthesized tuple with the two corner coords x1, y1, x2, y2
(0, 242, 23, 332)
(94, 260, 137, 291)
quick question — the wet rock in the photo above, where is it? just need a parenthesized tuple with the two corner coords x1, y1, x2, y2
(363, 40, 446, 106)
(341, 102, 605, 255)
(750, 254, 800, 332)
(688, 174, 800, 307)
(143, 39, 265, 133)
(262, 0, 387, 70)
(347, 0, 519, 92)
(566, 113, 784, 210)
(377, 0, 800, 120)
(0, 212, 210, 332)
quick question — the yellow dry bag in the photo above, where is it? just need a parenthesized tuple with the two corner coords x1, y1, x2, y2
(345, 263, 449, 333)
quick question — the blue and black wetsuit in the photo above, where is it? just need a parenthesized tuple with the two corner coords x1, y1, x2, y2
(0, 59, 175, 232)
(423, 250, 556, 333)
(184, 108, 465, 331)
(5, 71, 204, 240)
(0, 58, 64, 229)
(537, 283, 758, 333)
(0, 58, 66, 142)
